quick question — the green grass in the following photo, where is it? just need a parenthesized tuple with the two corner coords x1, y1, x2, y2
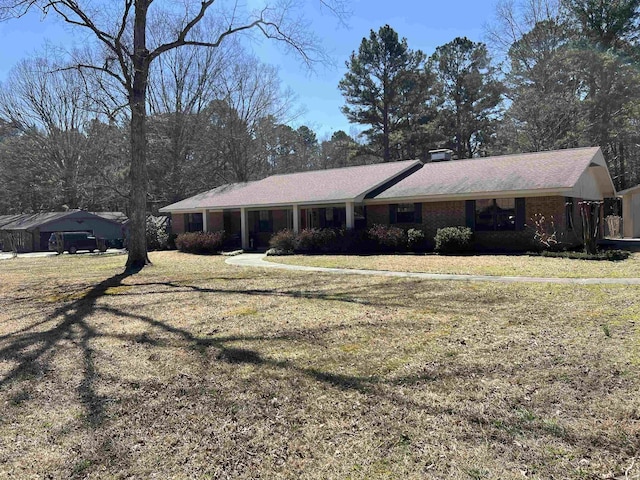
(267, 252, 640, 278)
(0, 251, 639, 478)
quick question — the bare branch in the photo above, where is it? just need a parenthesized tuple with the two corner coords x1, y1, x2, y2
(56, 63, 127, 89)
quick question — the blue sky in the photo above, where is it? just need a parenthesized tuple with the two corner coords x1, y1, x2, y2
(0, 0, 498, 139)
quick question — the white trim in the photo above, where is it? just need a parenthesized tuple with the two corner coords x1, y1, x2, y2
(202, 209, 208, 232)
(363, 188, 573, 205)
(292, 205, 300, 233)
(345, 202, 355, 229)
(160, 198, 360, 213)
(240, 208, 249, 250)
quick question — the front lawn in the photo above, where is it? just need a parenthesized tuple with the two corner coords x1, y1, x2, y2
(0, 251, 639, 478)
(268, 252, 640, 278)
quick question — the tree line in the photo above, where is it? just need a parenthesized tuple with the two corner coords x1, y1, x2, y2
(1, 0, 639, 220)
(0, 41, 365, 215)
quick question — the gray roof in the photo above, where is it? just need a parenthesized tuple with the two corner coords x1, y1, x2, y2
(0, 214, 25, 228)
(617, 184, 640, 196)
(92, 211, 129, 225)
(373, 147, 609, 200)
(1, 211, 77, 231)
(160, 160, 422, 212)
(0, 210, 128, 231)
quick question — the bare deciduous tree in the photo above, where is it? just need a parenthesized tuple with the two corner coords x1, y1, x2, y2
(0, 0, 346, 271)
(0, 58, 95, 208)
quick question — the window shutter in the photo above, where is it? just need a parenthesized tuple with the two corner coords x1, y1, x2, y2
(515, 198, 526, 231)
(389, 204, 397, 224)
(269, 210, 274, 231)
(465, 200, 476, 229)
(414, 203, 422, 224)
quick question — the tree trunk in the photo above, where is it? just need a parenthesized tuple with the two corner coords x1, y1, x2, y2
(126, 0, 151, 271)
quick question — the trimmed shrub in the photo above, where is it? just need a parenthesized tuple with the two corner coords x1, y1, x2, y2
(336, 228, 372, 253)
(540, 249, 630, 261)
(294, 228, 338, 252)
(434, 226, 473, 254)
(269, 229, 296, 252)
(368, 224, 406, 251)
(407, 228, 427, 251)
(175, 231, 225, 254)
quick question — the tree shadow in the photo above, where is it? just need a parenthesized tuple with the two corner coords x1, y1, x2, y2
(0, 266, 143, 427)
(3, 265, 629, 473)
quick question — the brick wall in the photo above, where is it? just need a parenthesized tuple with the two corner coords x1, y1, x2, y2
(171, 213, 185, 235)
(364, 196, 581, 251)
(366, 204, 389, 225)
(526, 196, 582, 246)
(421, 201, 466, 237)
(272, 209, 289, 232)
(207, 211, 224, 232)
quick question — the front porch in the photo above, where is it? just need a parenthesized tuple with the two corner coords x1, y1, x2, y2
(177, 202, 364, 250)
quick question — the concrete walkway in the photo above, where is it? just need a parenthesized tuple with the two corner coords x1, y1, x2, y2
(225, 253, 640, 285)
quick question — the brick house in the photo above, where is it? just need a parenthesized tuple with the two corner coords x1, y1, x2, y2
(159, 147, 616, 251)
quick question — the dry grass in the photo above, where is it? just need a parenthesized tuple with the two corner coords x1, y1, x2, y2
(0, 251, 639, 479)
(268, 252, 640, 278)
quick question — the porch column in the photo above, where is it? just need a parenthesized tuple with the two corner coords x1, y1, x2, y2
(202, 209, 208, 232)
(345, 201, 355, 230)
(292, 204, 300, 233)
(240, 207, 249, 250)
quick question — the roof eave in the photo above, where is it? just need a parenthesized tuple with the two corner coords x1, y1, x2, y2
(364, 187, 574, 205)
(160, 198, 361, 213)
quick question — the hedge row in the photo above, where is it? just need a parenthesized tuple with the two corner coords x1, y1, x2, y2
(175, 231, 226, 254)
(268, 225, 473, 254)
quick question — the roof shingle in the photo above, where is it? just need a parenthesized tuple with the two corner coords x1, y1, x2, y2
(160, 160, 421, 211)
(373, 147, 603, 200)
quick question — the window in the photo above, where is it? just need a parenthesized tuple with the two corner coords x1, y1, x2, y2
(325, 208, 333, 222)
(186, 213, 203, 232)
(259, 210, 271, 232)
(397, 204, 416, 223)
(475, 198, 516, 231)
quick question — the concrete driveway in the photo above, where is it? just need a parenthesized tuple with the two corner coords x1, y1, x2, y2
(0, 249, 126, 261)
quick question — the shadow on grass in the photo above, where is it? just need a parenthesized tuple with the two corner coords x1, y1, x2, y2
(0, 267, 143, 427)
(1, 265, 635, 474)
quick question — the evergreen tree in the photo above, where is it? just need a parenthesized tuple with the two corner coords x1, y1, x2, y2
(431, 37, 504, 159)
(339, 25, 433, 162)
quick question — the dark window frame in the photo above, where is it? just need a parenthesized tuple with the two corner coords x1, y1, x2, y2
(258, 210, 272, 233)
(396, 203, 416, 223)
(186, 213, 203, 232)
(474, 198, 516, 231)
(390, 203, 422, 224)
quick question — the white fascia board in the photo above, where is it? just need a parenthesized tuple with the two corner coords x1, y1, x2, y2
(617, 184, 640, 197)
(364, 188, 571, 205)
(160, 199, 356, 213)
